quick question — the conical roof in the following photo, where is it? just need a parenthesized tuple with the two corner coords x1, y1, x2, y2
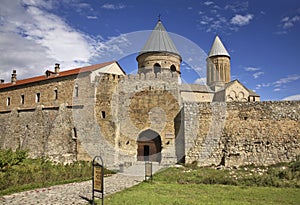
(139, 20, 180, 57)
(208, 36, 230, 58)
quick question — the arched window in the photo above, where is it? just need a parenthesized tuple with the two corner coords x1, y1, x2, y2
(72, 127, 77, 140)
(74, 84, 79, 97)
(101, 111, 106, 119)
(35, 93, 40, 103)
(54, 88, 58, 100)
(170, 65, 176, 72)
(153, 63, 161, 74)
(21, 94, 25, 105)
(7, 97, 11, 106)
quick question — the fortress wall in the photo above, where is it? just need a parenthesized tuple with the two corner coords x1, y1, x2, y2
(0, 106, 77, 163)
(1, 70, 299, 168)
(0, 73, 107, 164)
(185, 101, 300, 167)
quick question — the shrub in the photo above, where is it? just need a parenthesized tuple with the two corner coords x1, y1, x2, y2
(158, 159, 300, 188)
(0, 149, 114, 195)
(289, 156, 300, 172)
(0, 149, 27, 170)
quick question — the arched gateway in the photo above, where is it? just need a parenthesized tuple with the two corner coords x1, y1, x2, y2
(137, 129, 162, 162)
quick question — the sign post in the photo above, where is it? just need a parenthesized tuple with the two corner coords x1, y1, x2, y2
(92, 156, 104, 205)
(145, 161, 152, 181)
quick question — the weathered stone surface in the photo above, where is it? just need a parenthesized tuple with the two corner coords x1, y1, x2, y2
(185, 101, 300, 167)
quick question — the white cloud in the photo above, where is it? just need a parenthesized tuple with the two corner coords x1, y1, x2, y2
(225, 2, 249, 13)
(197, 2, 252, 33)
(274, 88, 281, 92)
(231, 14, 254, 26)
(277, 11, 300, 34)
(253, 71, 264, 79)
(255, 84, 261, 90)
(194, 77, 206, 85)
(255, 74, 300, 91)
(282, 94, 300, 101)
(87, 16, 98, 19)
(0, 0, 131, 82)
(244, 67, 260, 71)
(22, 0, 55, 9)
(281, 15, 300, 29)
(101, 3, 126, 10)
(204, 1, 214, 6)
(25, 6, 92, 62)
(273, 75, 300, 87)
(281, 17, 289, 22)
(199, 15, 229, 33)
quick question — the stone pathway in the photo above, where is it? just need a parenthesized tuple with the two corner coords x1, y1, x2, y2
(0, 174, 144, 205)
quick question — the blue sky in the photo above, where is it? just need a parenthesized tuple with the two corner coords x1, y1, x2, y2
(0, 0, 299, 101)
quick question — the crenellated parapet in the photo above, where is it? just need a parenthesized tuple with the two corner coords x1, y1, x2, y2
(116, 70, 180, 94)
(121, 70, 179, 81)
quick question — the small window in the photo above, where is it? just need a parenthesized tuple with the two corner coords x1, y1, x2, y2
(154, 63, 161, 74)
(72, 127, 77, 140)
(7, 97, 11, 106)
(74, 84, 79, 97)
(36, 93, 40, 103)
(21, 95, 25, 105)
(54, 89, 58, 100)
(101, 111, 106, 119)
(170, 65, 176, 72)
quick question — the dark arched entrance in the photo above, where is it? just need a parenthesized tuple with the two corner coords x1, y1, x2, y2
(137, 129, 162, 162)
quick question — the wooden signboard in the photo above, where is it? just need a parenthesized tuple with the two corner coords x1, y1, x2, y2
(93, 165, 102, 192)
(92, 156, 104, 205)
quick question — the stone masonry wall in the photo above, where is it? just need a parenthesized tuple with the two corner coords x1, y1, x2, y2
(0, 106, 77, 163)
(0, 73, 97, 164)
(1, 69, 299, 168)
(113, 71, 182, 165)
(185, 101, 300, 167)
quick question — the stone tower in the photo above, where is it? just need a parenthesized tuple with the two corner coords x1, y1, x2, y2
(206, 36, 231, 91)
(136, 20, 182, 75)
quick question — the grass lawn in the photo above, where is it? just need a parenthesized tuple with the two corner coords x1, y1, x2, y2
(101, 163, 300, 205)
(104, 181, 300, 205)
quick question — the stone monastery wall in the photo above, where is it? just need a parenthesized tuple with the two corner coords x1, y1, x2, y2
(0, 106, 76, 162)
(0, 70, 299, 167)
(185, 101, 300, 167)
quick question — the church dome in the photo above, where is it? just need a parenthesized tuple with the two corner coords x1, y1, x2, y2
(138, 20, 181, 58)
(208, 35, 230, 58)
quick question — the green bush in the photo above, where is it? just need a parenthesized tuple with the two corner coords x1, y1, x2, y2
(290, 156, 300, 172)
(0, 149, 114, 196)
(155, 159, 300, 188)
(0, 149, 27, 170)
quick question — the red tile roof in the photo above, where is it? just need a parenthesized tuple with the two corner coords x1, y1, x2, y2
(0, 61, 121, 90)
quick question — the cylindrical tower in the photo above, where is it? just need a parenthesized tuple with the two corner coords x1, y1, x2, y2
(206, 36, 230, 91)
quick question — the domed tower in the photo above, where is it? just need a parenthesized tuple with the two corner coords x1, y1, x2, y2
(136, 20, 182, 75)
(206, 36, 231, 91)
